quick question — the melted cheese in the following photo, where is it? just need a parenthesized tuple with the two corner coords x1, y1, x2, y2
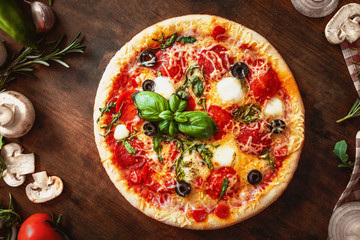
(154, 76, 176, 99)
(113, 124, 130, 140)
(216, 77, 244, 102)
(264, 97, 285, 118)
(213, 144, 236, 167)
(182, 151, 211, 184)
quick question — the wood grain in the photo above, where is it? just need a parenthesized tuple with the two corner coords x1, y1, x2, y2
(1, 0, 360, 239)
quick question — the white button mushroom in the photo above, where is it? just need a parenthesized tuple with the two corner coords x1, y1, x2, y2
(0, 91, 35, 138)
(26, 171, 63, 203)
(325, 3, 360, 44)
(1, 143, 35, 187)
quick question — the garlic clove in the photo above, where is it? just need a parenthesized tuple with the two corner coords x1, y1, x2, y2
(26, 1, 56, 33)
(0, 40, 7, 67)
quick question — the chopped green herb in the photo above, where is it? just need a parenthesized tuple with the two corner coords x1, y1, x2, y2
(117, 131, 137, 155)
(177, 36, 196, 44)
(336, 99, 360, 123)
(260, 150, 276, 171)
(97, 102, 116, 123)
(153, 136, 163, 162)
(157, 71, 162, 77)
(218, 178, 228, 203)
(333, 140, 353, 168)
(196, 144, 213, 170)
(232, 104, 261, 124)
(100, 111, 121, 138)
(153, 32, 178, 51)
(197, 97, 206, 110)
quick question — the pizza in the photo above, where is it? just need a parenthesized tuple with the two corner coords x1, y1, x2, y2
(93, 15, 304, 229)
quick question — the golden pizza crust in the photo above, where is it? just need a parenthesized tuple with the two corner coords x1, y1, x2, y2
(94, 14, 305, 230)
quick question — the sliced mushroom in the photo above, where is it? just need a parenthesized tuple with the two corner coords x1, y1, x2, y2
(325, 3, 360, 44)
(0, 91, 35, 138)
(26, 171, 63, 203)
(291, 0, 338, 18)
(1, 143, 35, 187)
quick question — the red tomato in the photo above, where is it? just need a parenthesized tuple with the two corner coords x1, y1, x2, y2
(207, 105, 233, 140)
(236, 121, 271, 155)
(192, 208, 208, 222)
(214, 204, 230, 219)
(249, 67, 280, 103)
(18, 213, 64, 240)
(197, 45, 232, 79)
(205, 167, 239, 199)
(211, 26, 226, 40)
(113, 138, 146, 169)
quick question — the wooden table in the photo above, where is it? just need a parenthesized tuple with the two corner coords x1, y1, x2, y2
(1, 0, 360, 239)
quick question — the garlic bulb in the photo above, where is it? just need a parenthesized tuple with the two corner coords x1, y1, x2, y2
(0, 40, 7, 67)
(26, 1, 56, 33)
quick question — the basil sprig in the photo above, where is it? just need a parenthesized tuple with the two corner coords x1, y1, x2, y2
(117, 131, 137, 155)
(333, 140, 353, 168)
(152, 33, 197, 51)
(133, 91, 217, 139)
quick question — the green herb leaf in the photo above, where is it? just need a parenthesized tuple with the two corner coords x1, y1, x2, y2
(190, 76, 204, 97)
(132, 91, 170, 121)
(260, 150, 276, 171)
(175, 156, 186, 181)
(153, 33, 178, 51)
(157, 71, 162, 77)
(158, 120, 170, 134)
(177, 111, 218, 139)
(159, 110, 174, 121)
(218, 178, 228, 203)
(169, 94, 181, 112)
(174, 112, 188, 123)
(0, 193, 20, 232)
(153, 136, 163, 163)
(176, 90, 188, 100)
(169, 121, 178, 137)
(177, 99, 188, 112)
(177, 36, 196, 44)
(196, 144, 214, 170)
(232, 104, 261, 124)
(100, 111, 121, 138)
(121, 140, 136, 155)
(333, 140, 353, 168)
(336, 99, 360, 123)
(97, 101, 116, 123)
(0, 33, 85, 91)
(197, 97, 206, 110)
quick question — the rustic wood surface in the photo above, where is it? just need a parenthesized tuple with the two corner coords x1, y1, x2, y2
(1, 0, 360, 239)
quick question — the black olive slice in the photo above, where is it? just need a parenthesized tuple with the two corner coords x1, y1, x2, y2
(231, 62, 249, 79)
(143, 122, 157, 136)
(247, 170, 262, 185)
(175, 181, 191, 197)
(140, 51, 157, 67)
(142, 79, 155, 92)
(270, 119, 286, 134)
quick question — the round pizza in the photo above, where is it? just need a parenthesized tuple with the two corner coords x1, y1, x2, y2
(93, 15, 305, 229)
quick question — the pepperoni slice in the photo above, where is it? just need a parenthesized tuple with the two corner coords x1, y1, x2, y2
(205, 167, 239, 200)
(192, 208, 208, 222)
(154, 47, 186, 83)
(116, 90, 144, 131)
(214, 204, 230, 219)
(211, 26, 226, 40)
(113, 138, 146, 169)
(197, 45, 232, 79)
(128, 168, 143, 185)
(236, 121, 271, 155)
(207, 105, 232, 140)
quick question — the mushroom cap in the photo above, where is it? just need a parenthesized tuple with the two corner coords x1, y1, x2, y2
(291, 0, 339, 18)
(3, 169, 26, 187)
(0, 91, 35, 138)
(325, 3, 360, 44)
(26, 171, 63, 203)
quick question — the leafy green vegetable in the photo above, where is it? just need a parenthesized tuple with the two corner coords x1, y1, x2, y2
(169, 94, 181, 112)
(132, 91, 169, 121)
(197, 97, 206, 110)
(0, 193, 20, 240)
(169, 121, 178, 138)
(97, 102, 116, 123)
(152, 136, 163, 163)
(260, 150, 276, 171)
(178, 111, 218, 139)
(121, 140, 136, 155)
(218, 178, 228, 203)
(153, 32, 178, 51)
(0, 33, 85, 90)
(177, 99, 188, 112)
(176, 90, 188, 100)
(232, 104, 261, 124)
(158, 120, 170, 134)
(190, 76, 204, 97)
(196, 144, 214, 170)
(333, 140, 353, 168)
(159, 110, 174, 121)
(336, 99, 360, 123)
(177, 36, 196, 44)
(100, 112, 121, 138)
(174, 112, 188, 123)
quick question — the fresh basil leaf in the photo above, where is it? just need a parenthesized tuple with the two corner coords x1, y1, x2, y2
(153, 136, 163, 163)
(191, 76, 204, 97)
(177, 100, 188, 112)
(177, 36, 196, 44)
(218, 178, 228, 203)
(177, 111, 217, 139)
(196, 144, 213, 170)
(158, 120, 170, 134)
(132, 91, 169, 121)
(197, 97, 206, 110)
(169, 121, 178, 137)
(153, 32, 178, 51)
(176, 90, 188, 100)
(159, 110, 174, 121)
(174, 112, 188, 123)
(97, 101, 116, 123)
(333, 140, 353, 168)
(232, 104, 261, 124)
(169, 94, 180, 112)
(122, 140, 136, 155)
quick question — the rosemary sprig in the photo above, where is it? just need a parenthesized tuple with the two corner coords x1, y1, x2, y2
(336, 99, 360, 123)
(0, 193, 21, 240)
(0, 32, 85, 90)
